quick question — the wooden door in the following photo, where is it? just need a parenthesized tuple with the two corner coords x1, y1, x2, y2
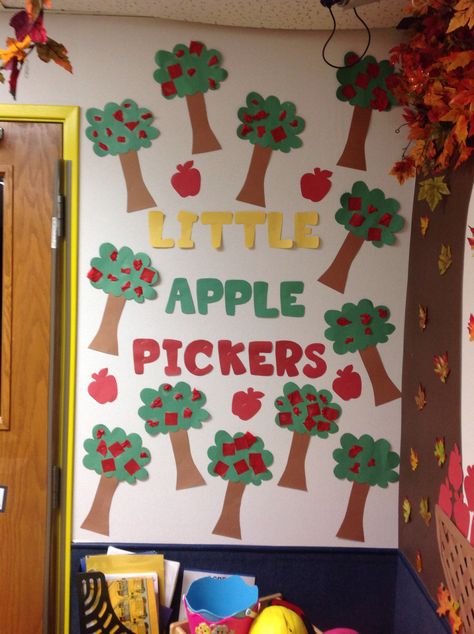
(0, 121, 62, 633)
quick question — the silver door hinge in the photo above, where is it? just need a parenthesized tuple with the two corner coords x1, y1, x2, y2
(51, 465, 61, 510)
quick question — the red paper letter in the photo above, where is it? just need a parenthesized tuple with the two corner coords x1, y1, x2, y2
(275, 340, 303, 376)
(162, 339, 183, 376)
(133, 339, 160, 374)
(303, 343, 327, 378)
(184, 340, 214, 376)
(249, 341, 274, 376)
(218, 340, 246, 375)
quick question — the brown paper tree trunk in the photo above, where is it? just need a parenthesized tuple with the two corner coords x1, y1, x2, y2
(318, 232, 365, 293)
(237, 144, 273, 207)
(185, 92, 222, 154)
(81, 475, 120, 536)
(169, 428, 206, 490)
(359, 345, 401, 406)
(337, 105, 372, 171)
(89, 294, 126, 356)
(213, 480, 246, 539)
(278, 432, 311, 491)
(119, 151, 156, 213)
(337, 481, 370, 542)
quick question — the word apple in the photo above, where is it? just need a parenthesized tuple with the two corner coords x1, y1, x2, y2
(232, 387, 265, 421)
(300, 167, 332, 202)
(88, 368, 118, 404)
(332, 365, 361, 401)
(171, 160, 201, 197)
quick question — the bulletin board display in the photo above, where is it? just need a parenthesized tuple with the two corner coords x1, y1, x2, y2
(66, 18, 415, 547)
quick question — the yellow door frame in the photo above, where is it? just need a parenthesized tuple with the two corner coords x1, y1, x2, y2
(0, 104, 79, 633)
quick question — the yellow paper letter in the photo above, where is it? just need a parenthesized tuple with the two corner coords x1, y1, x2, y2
(294, 212, 320, 249)
(235, 212, 266, 248)
(148, 211, 175, 248)
(268, 212, 293, 249)
(177, 211, 199, 248)
(201, 212, 233, 249)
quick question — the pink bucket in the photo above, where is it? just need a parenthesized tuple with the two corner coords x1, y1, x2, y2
(184, 575, 259, 634)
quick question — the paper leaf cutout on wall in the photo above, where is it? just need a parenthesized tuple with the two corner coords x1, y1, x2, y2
(81, 424, 151, 535)
(88, 368, 118, 404)
(332, 365, 362, 401)
(208, 429, 273, 540)
(436, 584, 463, 634)
(232, 388, 265, 421)
(418, 305, 428, 332)
(324, 299, 401, 406)
(318, 181, 403, 294)
(434, 352, 450, 384)
(467, 226, 474, 251)
(448, 444, 463, 491)
(336, 51, 397, 171)
(419, 497, 432, 526)
(333, 433, 400, 542)
(85, 99, 159, 212)
(468, 314, 474, 340)
(402, 497, 412, 523)
(276, 382, 342, 491)
(410, 448, 419, 471)
(171, 161, 201, 197)
(236, 91, 305, 207)
(418, 176, 450, 212)
(438, 477, 453, 518)
(415, 383, 427, 410)
(420, 215, 430, 237)
(434, 437, 446, 467)
(139, 382, 209, 490)
(154, 41, 227, 154)
(415, 551, 423, 573)
(438, 244, 453, 275)
(88, 243, 159, 356)
(300, 167, 332, 202)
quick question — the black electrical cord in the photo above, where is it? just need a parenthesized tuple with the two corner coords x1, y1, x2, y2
(321, 5, 372, 69)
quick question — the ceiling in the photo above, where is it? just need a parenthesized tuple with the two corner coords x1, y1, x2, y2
(0, 0, 409, 30)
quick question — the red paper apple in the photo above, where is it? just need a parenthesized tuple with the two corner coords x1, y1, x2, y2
(332, 365, 362, 401)
(88, 368, 118, 404)
(232, 388, 265, 421)
(171, 160, 201, 197)
(300, 167, 332, 202)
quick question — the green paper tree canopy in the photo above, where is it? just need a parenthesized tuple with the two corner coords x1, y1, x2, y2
(274, 382, 342, 438)
(85, 99, 160, 157)
(87, 243, 159, 304)
(139, 382, 209, 436)
(154, 41, 228, 99)
(336, 181, 403, 247)
(333, 433, 400, 488)
(336, 51, 397, 111)
(83, 424, 151, 484)
(208, 430, 273, 485)
(237, 91, 305, 153)
(325, 298, 395, 354)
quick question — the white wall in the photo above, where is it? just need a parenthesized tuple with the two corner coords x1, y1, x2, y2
(10, 14, 414, 546)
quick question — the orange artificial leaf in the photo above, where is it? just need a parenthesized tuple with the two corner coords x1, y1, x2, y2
(402, 497, 411, 523)
(447, 0, 474, 32)
(434, 352, 450, 383)
(418, 305, 428, 332)
(0, 35, 32, 66)
(415, 551, 423, 573)
(468, 314, 474, 341)
(441, 50, 474, 71)
(390, 157, 416, 184)
(415, 383, 427, 410)
(420, 215, 430, 237)
(36, 38, 72, 73)
(438, 244, 452, 275)
(437, 583, 463, 633)
(467, 226, 474, 251)
(434, 437, 446, 467)
(410, 448, 419, 471)
(419, 497, 432, 526)
(453, 115, 468, 144)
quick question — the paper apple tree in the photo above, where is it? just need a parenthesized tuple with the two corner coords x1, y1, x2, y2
(318, 181, 403, 293)
(208, 430, 273, 539)
(87, 243, 159, 356)
(333, 433, 399, 541)
(275, 382, 342, 491)
(139, 382, 209, 490)
(154, 40, 227, 154)
(336, 52, 397, 171)
(236, 92, 305, 207)
(324, 299, 400, 406)
(81, 424, 151, 536)
(85, 99, 159, 212)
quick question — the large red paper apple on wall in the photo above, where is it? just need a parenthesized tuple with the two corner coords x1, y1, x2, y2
(88, 368, 118, 404)
(332, 365, 362, 401)
(171, 161, 201, 197)
(232, 388, 265, 421)
(300, 167, 332, 202)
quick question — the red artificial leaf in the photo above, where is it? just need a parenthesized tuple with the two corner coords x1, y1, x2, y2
(10, 10, 47, 43)
(468, 314, 474, 341)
